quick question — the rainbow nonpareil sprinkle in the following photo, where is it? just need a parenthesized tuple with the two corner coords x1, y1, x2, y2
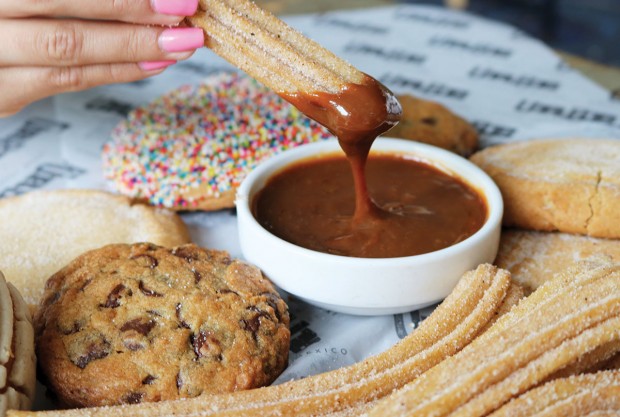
(102, 72, 335, 209)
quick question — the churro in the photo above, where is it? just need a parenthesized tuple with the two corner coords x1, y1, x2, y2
(187, 0, 401, 146)
(189, 0, 363, 95)
(366, 260, 620, 417)
(550, 341, 620, 379)
(190, 0, 402, 230)
(489, 371, 620, 417)
(10, 264, 511, 416)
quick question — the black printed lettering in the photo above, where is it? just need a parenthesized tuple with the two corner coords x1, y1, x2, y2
(393, 314, 407, 339)
(394, 8, 470, 29)
(344, 42, 425, 65)
(468, 67, 559, 91)
(289, 320, 321, 353)
(314, 16, 388, 34)
(0, 118, 69, 159)
(0, 163, 85, 198)
(429, 36, 512, 58)
(380, 74, 468, 100)
(85, 97, 133, 116)
(515, 100, 617, 125)
(470, 120, 516, 139)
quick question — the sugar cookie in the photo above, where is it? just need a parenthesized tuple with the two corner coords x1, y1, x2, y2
(0, 189, 190, 305)
(495, 229, 620, 293)
(470, 138, 620, 238)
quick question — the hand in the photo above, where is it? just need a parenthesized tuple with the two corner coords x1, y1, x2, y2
(0, 0, 204, 117)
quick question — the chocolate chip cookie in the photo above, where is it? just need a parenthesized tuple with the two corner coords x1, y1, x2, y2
(34, 243, 290, 408)
(386, 94, 479, 156)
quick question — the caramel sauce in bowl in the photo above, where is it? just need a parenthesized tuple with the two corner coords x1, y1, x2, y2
(236, 138, 503, 315)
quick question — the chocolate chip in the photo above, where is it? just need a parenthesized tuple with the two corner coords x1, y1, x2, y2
(190, 330, 222, 360)
(220, 256, 232, 266)
(45, 291, 61, 306)
(79, 278, 93, 292)
(59, 321, 82, 335)
(172, 246, 200, 263)
(139, 280, 163, 297)
(121, 392, 144, 404)
(421, 117, 437, 126)
(130, 254, 158, 269)
(241, 316, 260, 340)
(120, 318, 157, 336)
(175, 303, 191, 329)
(142, 375, 156, 385)
(191, 331, 205, 358)
(74, 338, 111, 369)
(217, 288, 239, 296)
(260, 292, 285, 322)
(193, 270, 202, 284)
(101, 284, 132, 308)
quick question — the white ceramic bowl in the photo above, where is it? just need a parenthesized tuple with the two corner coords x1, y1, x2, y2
(236, 138, 503, 315)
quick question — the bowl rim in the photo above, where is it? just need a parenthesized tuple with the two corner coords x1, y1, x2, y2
(236, 137, 503, 266)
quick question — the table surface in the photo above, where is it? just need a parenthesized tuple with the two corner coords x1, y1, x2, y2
(256, 0, 620, 95)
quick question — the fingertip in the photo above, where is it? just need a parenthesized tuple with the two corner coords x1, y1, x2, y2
(151, 0, 199, 17)
(139, 60, 176, 71)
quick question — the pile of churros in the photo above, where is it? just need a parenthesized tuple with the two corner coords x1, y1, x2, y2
(10, 260, 620, 416)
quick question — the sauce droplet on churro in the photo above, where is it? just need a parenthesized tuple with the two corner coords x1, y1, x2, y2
(282, 75, 402, 223)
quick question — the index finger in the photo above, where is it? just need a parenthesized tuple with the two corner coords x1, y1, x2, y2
(0, 0, 198, 26)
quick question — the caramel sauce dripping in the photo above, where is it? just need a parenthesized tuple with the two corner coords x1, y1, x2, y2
(282, 75, 402, 224)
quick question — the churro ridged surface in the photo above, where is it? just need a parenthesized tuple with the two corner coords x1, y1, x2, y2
(365, 260, 620, 417)
(188, 0, 365, 95)
(489, 371, 620, 417)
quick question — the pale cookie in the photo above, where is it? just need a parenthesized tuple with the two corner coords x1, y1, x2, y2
(386, 94, 479, 156)
(470, 138, 620, 238)
(495, 229, 620, 293)
(34, 243, 290, 409)
(0, 271, 36, 416)
(0, 189, 190, 305)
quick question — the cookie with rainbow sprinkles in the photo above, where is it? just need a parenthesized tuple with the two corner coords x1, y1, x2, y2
(102, 72, 335, 211)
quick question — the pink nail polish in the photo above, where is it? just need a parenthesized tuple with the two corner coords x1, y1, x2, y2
(159, 28, 204, 53)
(139, 60, 176, 71)
(151, 0, 198, 16)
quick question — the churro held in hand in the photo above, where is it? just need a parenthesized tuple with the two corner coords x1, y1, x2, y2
(187, 0, 401, 144)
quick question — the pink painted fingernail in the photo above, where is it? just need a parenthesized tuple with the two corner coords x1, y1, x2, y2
(139, 60, 176, 71)
(159, 27, 204, 53)
(151, 0, 199, 16)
